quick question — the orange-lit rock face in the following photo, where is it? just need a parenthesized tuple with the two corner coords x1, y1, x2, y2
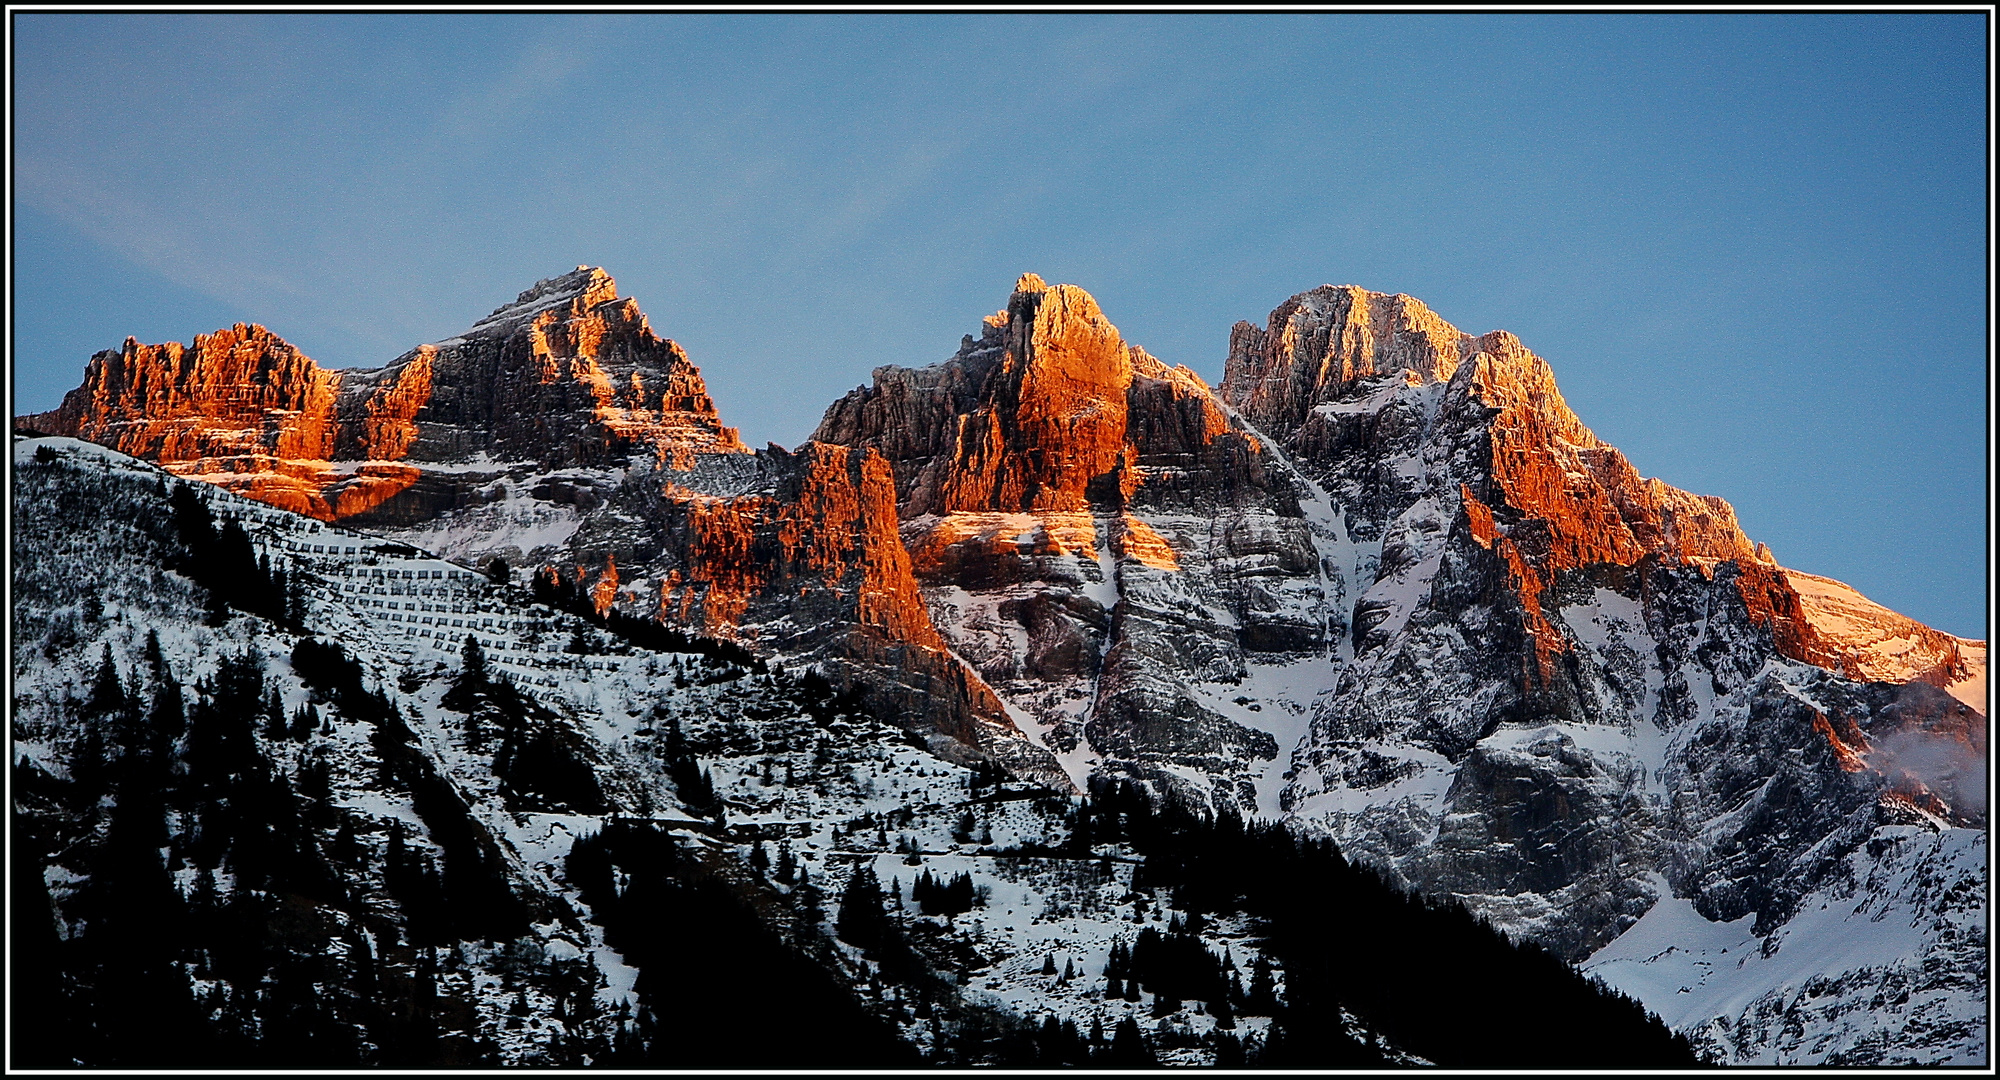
(816, 276, 1315, 796)
(1452, 334, 1795, 684)
(820, 274, 1264, 521)
(1223, 282, 1868, 688)
(1784, 569, 1987, 713)
(18, 268, 1063, 784)
(340, 349, 434, 462)
(902, 511, 1102, 591)
(18, 267, 747, 522)
(649, 444, 944, 651)
(594, 441, 1068, 782)
(940, 278, 1136, 512)
(24, 324, 342, 470)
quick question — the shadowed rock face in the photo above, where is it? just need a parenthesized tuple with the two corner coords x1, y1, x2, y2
(1222, 283, 1985, 964)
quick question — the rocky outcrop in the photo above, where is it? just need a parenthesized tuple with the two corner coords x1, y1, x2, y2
(1784, 568, 1986, 709)
(16, 268, 1062, 784)
(348, 266, 748, 473)
(817, 275, 1325, 805)
(17, 267, 1984, 1063)
(1223, 284, 1986, 976)
(18, 267, 748, 521)
(1224, 285, 1832, 688)
(527, 441, 1066, 784)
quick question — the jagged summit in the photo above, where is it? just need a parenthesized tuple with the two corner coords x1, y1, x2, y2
(13, 270, 1986, 1065)
(469, 265, 622, 334)
(16, 268, 745, 518)
(815, 274, 1321, 797)
(1224, 284, 1466, 425)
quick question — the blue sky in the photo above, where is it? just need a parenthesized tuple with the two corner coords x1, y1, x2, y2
(10, 12, 1989, 637)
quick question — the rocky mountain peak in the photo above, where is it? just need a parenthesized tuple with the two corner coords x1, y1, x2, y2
(17, 321, 341, 471)
(15, 268, 746, 520)
(818, 276, 1249, 517)
(815, 275, 1316, 801)
(469, 264, 622, 335)
(1223, 284, 1467, 434)
(12, 269, 1986, 1068)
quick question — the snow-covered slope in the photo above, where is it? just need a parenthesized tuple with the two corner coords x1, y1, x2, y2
(14, 269, 1987, 1068)
(1585, 827, 1986, 1065)
(1216, 284, 1988, 1065)
(9, 435, 1304, 1067)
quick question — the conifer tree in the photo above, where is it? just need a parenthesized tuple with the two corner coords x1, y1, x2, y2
(85, 644, 125, 722)
(290, 703, 318, 742)
(148, 663, 188, 749)
(835, 864, 886, 950)
(461, 634, 487, 686)
(775, 839, 796, 885)
(1246, 954, 1278, 1015)
(264, 689, 288, 739)
(1109, 1015, 1155, 1066)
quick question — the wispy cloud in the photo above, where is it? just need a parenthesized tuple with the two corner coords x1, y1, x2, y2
(429, 20, 612, 149)
(16, 155, 301, 312)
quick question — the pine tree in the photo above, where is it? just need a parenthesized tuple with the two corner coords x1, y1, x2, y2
(835, 864, 886, 950)
(142, 628, 166, 673)
(1246, 954, 1278, 1015)
(290, 703, 318, 742)
(1109, 1015, 1155, 1067)
(263, 689, 288, 739)
(283, 564, 307, 627)
(775, 839, 796, 885)
(85, 644, 126, 721)
(461, 634, 487, 686)
(148, 663, 188, 750)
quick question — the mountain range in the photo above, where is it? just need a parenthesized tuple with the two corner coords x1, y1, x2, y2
(12, 267, 1986, 1066)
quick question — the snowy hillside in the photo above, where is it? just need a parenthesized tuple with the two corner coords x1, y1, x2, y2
(1586, 828, 1986, 1065)
(5, 436, 1332, 1066)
